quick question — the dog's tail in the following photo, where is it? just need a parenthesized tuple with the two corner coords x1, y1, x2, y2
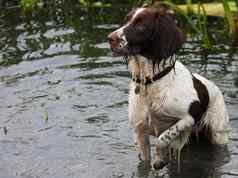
(201, 85, 229, 145)
(192, 73, 229, 145)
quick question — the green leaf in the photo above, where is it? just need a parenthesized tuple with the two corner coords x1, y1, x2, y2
(44, 111, 49, 123)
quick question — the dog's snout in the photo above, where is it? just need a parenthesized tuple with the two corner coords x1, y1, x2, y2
(107, 32, 120, 43)
(108, 28, 128, 55)
(108, 31, 124, 50)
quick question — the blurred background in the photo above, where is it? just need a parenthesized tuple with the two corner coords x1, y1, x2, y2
(0, 0, 238, 178)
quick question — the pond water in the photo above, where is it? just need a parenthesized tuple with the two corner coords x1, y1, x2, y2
(0, 3, 238, 178)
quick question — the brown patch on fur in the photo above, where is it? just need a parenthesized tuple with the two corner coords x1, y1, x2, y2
(123, 7, 185, 65)
(189, 75, 209, 123)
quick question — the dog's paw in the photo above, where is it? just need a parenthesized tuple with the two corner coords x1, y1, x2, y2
(153, 160, 168, 170)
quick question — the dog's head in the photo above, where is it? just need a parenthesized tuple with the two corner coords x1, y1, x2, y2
(108, 7, 185, 64)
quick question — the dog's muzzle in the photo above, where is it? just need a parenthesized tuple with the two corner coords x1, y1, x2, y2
(108, 31, 128, 55)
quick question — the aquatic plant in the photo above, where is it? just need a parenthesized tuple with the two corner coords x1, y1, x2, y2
(44, 110, 49, 123)
(197, 3, 212, 49)
(6, 0, 238, 54)
(20, 0, 43, 11)
(151, 0, 238, 51)
(78, 0, 111, 8)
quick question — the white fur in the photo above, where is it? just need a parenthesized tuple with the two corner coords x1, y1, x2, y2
(110, 7, 229, 168)
(127, 55, 229, 163)
(193, 73, 229, 144)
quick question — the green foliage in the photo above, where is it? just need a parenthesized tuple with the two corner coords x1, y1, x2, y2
(17, 0, 237, 51)
(79, 0, 111, 8)
(197, 3, 212, 49)
(223, 0, 235, 34)
(158, 0, 238, 50)
(21, 0, 43, 11)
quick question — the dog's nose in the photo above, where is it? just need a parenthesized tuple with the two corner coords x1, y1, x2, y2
(107, 31, 120, 44)
(108, 31, 122, 50)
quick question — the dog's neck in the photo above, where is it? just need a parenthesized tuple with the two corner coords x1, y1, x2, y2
(128, 55, 176, 85)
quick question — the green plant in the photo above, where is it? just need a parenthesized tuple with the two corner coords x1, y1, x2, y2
(44, 110, 49, 123)
(21, 0, 43, 11)
(197, 2, 212, 49)
(79, 0, 111, 8)
(223, 0, 235, 34)
(156, 0, 238, 50)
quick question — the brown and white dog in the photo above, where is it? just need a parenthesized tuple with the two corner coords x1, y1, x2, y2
(107, 7, 229, 170)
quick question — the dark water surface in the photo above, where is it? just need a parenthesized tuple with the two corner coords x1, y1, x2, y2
(0, 4, 238, 178)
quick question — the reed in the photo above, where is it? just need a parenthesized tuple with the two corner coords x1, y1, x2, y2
(223, 0, 235, 34)
(197, 2, 212, 49)
(19, 0, 238, 50)
(151, 0, 238, 50)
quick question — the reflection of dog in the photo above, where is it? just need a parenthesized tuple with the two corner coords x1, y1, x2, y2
(108, 6, 229, 170)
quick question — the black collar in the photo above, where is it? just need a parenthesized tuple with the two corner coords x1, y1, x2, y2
(131, 63, 175, 85)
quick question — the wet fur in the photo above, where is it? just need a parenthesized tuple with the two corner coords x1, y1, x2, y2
(108, 7, 229, 170)
(124, 8, 185, 65)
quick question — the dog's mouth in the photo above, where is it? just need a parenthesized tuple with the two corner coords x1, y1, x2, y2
(108, 31, 142, 57)
(111, 47, 129, 56)
(109, 42, 142, 58)
(108, 38, 129, 56)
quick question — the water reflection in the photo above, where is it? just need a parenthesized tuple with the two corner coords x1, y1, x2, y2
(130, 141, 230, 178)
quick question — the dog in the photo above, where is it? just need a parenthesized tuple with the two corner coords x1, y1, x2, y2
(107, 6, 229, 170)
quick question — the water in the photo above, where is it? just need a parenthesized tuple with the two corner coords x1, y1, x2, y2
(0, 4, 238, 178)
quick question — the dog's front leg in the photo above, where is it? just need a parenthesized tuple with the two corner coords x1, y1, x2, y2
(134, 128, 151, 162)
(154, 115, 194, 169)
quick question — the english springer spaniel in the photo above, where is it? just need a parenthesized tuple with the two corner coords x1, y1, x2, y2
(108, 7, 229, 170)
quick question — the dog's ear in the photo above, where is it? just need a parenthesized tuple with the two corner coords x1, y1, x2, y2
(148, 9, 185, 63)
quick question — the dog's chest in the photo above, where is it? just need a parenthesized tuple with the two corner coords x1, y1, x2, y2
(128, 58, 198, 135)
(128, 81, 180, 136)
